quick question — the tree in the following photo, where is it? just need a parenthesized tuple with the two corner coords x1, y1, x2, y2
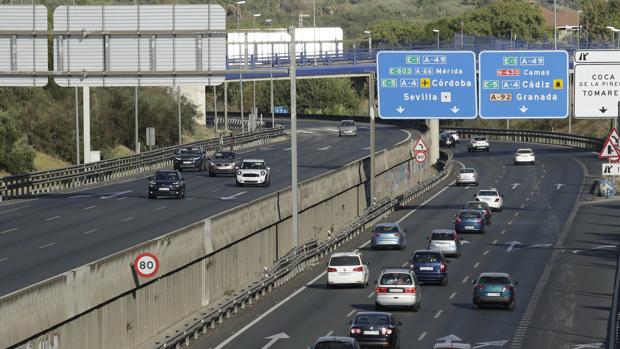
(580, 0, 620, 44)
(0, 112, 35, 174)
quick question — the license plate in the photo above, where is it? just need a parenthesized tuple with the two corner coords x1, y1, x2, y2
(159, 187, 170, 191)
(465, 226, 475, 229)
(420, 266, 433, 271)
(487, 292, 501, 297)
(364, 331, 379, 335)
(338, 272, 348, 276)
(183, 161, 192, 164)
(388, 288, 403, 293)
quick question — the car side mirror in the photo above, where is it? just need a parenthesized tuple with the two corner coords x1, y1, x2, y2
(267, 167, 271, 171)
(180, 177, 185, 181)
(501, 194, 504, 197)
(514, 281, 519, 286)
(235, 167, 239, 170)
(471, 279, 477, 285)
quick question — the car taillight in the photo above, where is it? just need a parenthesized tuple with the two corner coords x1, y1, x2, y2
(327, 267, 337, 272)
(372, 233, 379, 238)
(476, 284, 485, 290)
(503, 285, 514, 292)
(376, 287, 388, 293)
(394, 233, 402, 237)
(404, 287, 416, 294)
(380, 328, 393, 336)
(410, 263, 415, 269)
(477, 218, 483, 224)
(350, 328, 361, 335)
(440, 263, 446, 272)
(455, 218, 462, 224)
(352, 266, 364, 272)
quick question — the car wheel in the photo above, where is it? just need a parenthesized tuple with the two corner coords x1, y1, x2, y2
(472, 303, 479, 310)
(209, 170, 215, 177)
(236, 181, 242, 187)
(338, 133, 342, 137)
(375, 303, 382, 311)
(148, 194, 155, 199)
(411, 303, 419, 312)
(507, 301, 515, 311)
(177, 192, 182, 199)
(360, 282, 366, 289)
(181, 189, 186, 199)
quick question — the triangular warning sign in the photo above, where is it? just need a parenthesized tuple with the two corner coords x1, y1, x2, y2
(599, 137, 620, 159)
(606, 128, 619, 147)
(414, 139, 428, 152)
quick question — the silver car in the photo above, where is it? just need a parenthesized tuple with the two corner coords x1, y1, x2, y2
(208, 151, 239, 176)
(456, 168, 478, 186)
(427, 229, 462, 258)
(374, 268, 421, 311)
(371, 223, 406, 250)
(338, 120, 358, 137)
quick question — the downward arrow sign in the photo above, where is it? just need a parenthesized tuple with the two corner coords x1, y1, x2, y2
(451, 106, 460, 114)
(600, 106, 608, 114)
(261, 333, 290, 349)
(519, 106, 528, 113)
(396, 106, 405, 114)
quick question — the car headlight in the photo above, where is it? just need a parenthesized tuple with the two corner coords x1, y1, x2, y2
(149, 181, 156, 185)
(193, 157, 201, 161)
(260, 171, 266, 176)
(174, 157, 182, 161)
(172, 182, 180, 186)
(237, 171, 242, 175)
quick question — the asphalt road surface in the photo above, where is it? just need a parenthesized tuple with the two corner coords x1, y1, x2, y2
(0, 120, 412, 296)
(190, 141, 617, 349)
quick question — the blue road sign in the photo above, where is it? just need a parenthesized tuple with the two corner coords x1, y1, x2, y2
(479, 50, 569, 119)
(376, 51, 477, 119)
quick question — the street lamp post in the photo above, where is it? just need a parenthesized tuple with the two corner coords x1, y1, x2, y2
(266, 18, 274, 129)
(235, 1, 245, 29)
(554, 0, 557, 49)
(607, 26, 619, 48)
(433, 29, 440, 50)
(252, 13, 261, 129)
(364, 30, 372, 58)
(577, 10, 582, 49)
(312, 0, 317, 65)
(236, 1, 246, 134)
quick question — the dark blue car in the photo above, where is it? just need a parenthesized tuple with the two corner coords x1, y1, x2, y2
(409, 250, 448, 286)
(454, 209, 485, 234)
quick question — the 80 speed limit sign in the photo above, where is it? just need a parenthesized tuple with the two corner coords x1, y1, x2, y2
(133, 252, 160, 278)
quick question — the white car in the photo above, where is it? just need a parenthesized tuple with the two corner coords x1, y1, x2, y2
(467, 136, 490, 152)
(474, 188, 504, 211)
(514, 148, 535, 165)
(443, 130, 460, 143)
(326, 252, 369, 288)
(235, 159, 271, 187)
(456, 168, 478, 186)
(374, 267, 421, 311)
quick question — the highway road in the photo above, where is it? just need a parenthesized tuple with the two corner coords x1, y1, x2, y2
(190, 141, 617, 349)
(0, 120, 413, 296)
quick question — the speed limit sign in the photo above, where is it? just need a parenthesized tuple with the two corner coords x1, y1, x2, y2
(133, 252, 160, 278)
(415, 152, 426, 163)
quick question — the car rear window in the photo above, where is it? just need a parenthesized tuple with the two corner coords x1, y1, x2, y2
(459, 211, 481, 219)
(465, 202, 486, 210)
(474, 137, 486, 141)
(479, 276, 511, 285)
(241, 161, 265, 169)
(213, 152, 235, 160)
(413, 253, 441, 263)
(329, 256, 361, 266)
(314, 343, 355, 349)
(380, 273, 413, 285)
(431, 232, 455, 240)
(341, 121, 355, 127)
(178, 147, 201, 155)
(374, 225, 399, 233)
(517, 149, 532, 154)
(478, 191, 497, 196)
(354, 313, 391, 326)
(459, 169, 475, 174)
(154, 172, 179, 181)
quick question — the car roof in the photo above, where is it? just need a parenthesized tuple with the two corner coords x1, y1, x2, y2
(517, 148, 533, 151)
(431, 229, 455, 234)
(459, 167, 476, 171)
(413, 249, 443, 255)
(479, 272, 511, 278)
(459, 209, 482, 214)
(330, 252, 361, 258)
(376, 223, 398, 227)
(355, 311, 392, 317)
(242, 159, 264, 162)
(465, 200, 487, 205)
(340, 119, 355, 123)
(315, 336, 357, 344)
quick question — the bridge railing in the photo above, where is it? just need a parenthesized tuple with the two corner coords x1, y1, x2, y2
(0, 126, 284, 201)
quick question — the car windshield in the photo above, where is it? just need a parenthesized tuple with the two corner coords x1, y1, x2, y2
(459, 211, 481, 219)
(474, 137, 486, 141)
(431, 232, 455, 240)
(517, 149, 532, 154)
(374, 225, 399, 234)
(213, 152, 235, 160)
(329, 256, 361, 266)
(354, 313, 391, 326)
(241, 161, 265, 169)
(479, 276, 511, 285)
(413, 253, 441, 263)
(380, 273, 413, 285)
(478, 191, 498, 196)
(154, 172, 179, 181)
(178, 147, 201, 155)
(341, 121, 355, 127)
(314, 343, 355, 349)
(459, 169, 475, 174)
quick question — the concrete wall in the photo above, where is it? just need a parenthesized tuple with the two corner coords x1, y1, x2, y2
(5, 131, 435, 349)
(180, 86, 207, 126)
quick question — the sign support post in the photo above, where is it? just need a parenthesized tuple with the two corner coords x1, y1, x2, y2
(289, 27, 299, 249)
(369, 73, 376, 204)
(83, 87, 91, 164)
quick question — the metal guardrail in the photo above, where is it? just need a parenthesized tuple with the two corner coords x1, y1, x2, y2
(153, 150, 454, 349)
(0, 126, 284, 201)
(442, 127, 603, 151)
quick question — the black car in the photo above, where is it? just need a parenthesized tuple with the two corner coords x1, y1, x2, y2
(148, 170, 186, 199)
(349, 312, 401, 349)
(439, 133, 456, 148)
(173, 146, 206, 171)
(208, 151, 239, 176)
(313, 336, 361, 349)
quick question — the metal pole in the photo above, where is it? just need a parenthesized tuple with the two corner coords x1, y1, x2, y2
(507, 119, 510, 130)
(224, 81, 228, 132)
(369, 73, 376, 204)
(135, 87, 139, 153)
(270, 74, 274, 128)
(617, 101, 620, 130)
(289, 26, 299, 249)
(75, 87, 80, 164)
(177, 86, 182, 145)
(554, 0, 557, 50)
(313, 0, 317, 66)
(253, 17, 257, 125)
(241, 33, 247, 134)
(436, 32, 440, 50)
(83, 87, 91, 163)
(214, 85, 218, 133)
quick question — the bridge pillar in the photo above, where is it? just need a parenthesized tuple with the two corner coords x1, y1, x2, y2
(428, 119, 439, 165)
(179, 86, 207, 126)
(83, 86, 91, 164)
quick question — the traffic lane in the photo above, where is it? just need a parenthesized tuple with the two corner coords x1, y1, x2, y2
(199, 141, 509, 349)
(520, 201, 620, 349)
(0, 126, 411, 295)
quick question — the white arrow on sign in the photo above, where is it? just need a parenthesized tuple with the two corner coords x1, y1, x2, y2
(261, 333, 290, 349)
(473, 340, 509, 348)
(437, 335, 463, 343)
(555, 183, 565, 190)
(511, 183, 521, 189)
(396, 106, 405, 114)
(519, 106, 528, 113)
(506, 241, 523, 252)
(220, 191, 247, 201)
(572, 343, 603, 349)
(451, 106, 460, 114)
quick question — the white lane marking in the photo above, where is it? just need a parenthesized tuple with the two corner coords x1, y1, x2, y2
(121, 217, 135, 222)
(117, 197, 128, 201)
(418, 332, 427, 341)
(0, 257, 7, 262)
(100, 190, 131, 199)
(449, 292, 456, 299)
(401, 261, 408, 267)
(39, 242, 56, 249)
(210, 189, 220, 193)
(83, 205, 96, 210)
(325, 330, 334, 337)
(493, 239, 498, 244)
(464, 186, 471, 190)
(396, 129, 413, 145)
(283, 147, 292, 151)
(83, 229, 98, 235)
(434, 310, 443, 319)
(474, 262, 480, 268)
(397, 179, 457, 224)
(0, 205, 30, 215)
(69, 194, 92, 199)
(483, 250, 490, 256)
(347, 309, 356, 317)
(0, 228, 18, 235)
(154, 206, 167, 211)
(318, 146, 332, 151)
(45, 216, 60, 221)
(521, 204, 525, 208)
(221, 191, 247, 201)
(526, 198, 530, 202)
(462, 276, 469, 283)
(508, 221, 513, 225)
(514, 212, 519, 217)
(238, 149, 255, 155)
(500, 229, 506, 235)
(367, 291, 375, 298)
(361, 146, 371, 150)
(213, 270, 327, 349)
